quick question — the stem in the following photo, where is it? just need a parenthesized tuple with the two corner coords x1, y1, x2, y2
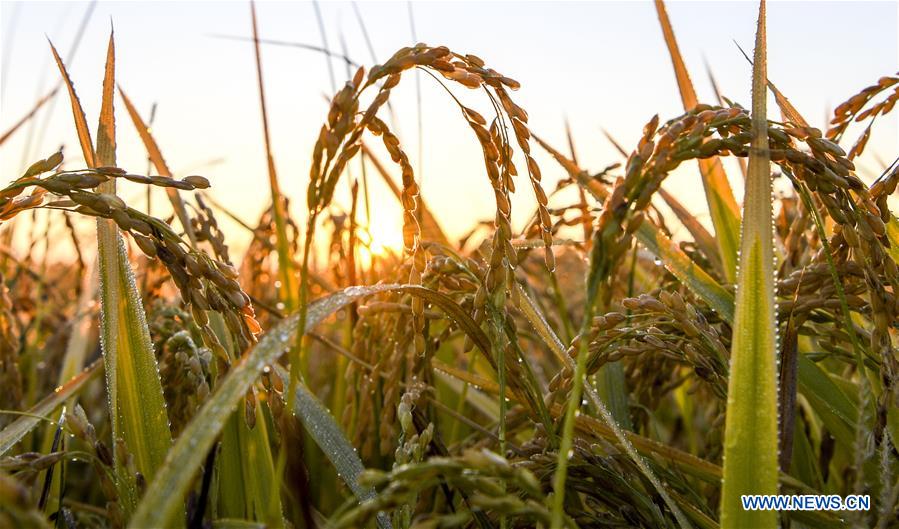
(549, 302, 596, 528)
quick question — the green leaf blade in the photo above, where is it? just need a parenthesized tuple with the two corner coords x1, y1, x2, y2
(720, 3, 779, 527)
(0, 362, 101, 456)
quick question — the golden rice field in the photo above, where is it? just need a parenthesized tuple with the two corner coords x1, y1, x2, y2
(0, 1, 898, 528)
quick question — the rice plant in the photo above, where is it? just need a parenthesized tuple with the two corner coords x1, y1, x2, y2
(1, 1, 897, 528)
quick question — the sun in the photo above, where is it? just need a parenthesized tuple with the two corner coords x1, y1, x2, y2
(358, 211, 404, 266)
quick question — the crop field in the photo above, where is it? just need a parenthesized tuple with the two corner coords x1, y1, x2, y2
(0, 1, 897, 528)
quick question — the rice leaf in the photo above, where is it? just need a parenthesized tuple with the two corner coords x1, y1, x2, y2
(250, 1, 297, 311)
(654, 0, 742, 283)
(720, 3, 779, 527)
(130, 284, 482, 528)
(634, 220, 735, 322)
(0, 361, 101, 456)
(212, 520, 267, 529)
(797, 356, 856, 448)
(789, 415, 823, 490)
(216, 415, 248, 519)
(434, 372, 501, 419)
(217, 407, 282, 527)
(95, 31, 174, 518)
(35, 262, 98, 503)
(47, 41, 94, 167)
(271, 364, 391, 529)
(513, 283, 567, 364)
(887, 216, 899, 265)
(432, 360, 501, 395)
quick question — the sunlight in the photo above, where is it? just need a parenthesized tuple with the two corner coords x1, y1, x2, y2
(358, 210, 404, 266)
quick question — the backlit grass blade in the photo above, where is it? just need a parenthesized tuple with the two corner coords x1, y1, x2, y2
(634, 221, 735, 322)
(434, 372, 501, 419)
(93, 29, 173, 514)
(734, 41, 808, 128)
(130, 284, 484, 528)
(48, 42, 94, 168)
(654, 0, 742, 283)
(513, 283, 567, 364)
(720, 3, 779, 527)
(271, 364, 391, 529)
(217, 407, 282, 527)
(432, 359, 501, 395)
(0, 361, 101, 456)
(250, 1, 297, 311)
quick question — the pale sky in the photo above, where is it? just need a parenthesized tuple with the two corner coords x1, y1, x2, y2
(1, 1, 897, 259)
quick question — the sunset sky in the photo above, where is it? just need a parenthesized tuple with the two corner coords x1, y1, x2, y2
(1, 1, 896, 258)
